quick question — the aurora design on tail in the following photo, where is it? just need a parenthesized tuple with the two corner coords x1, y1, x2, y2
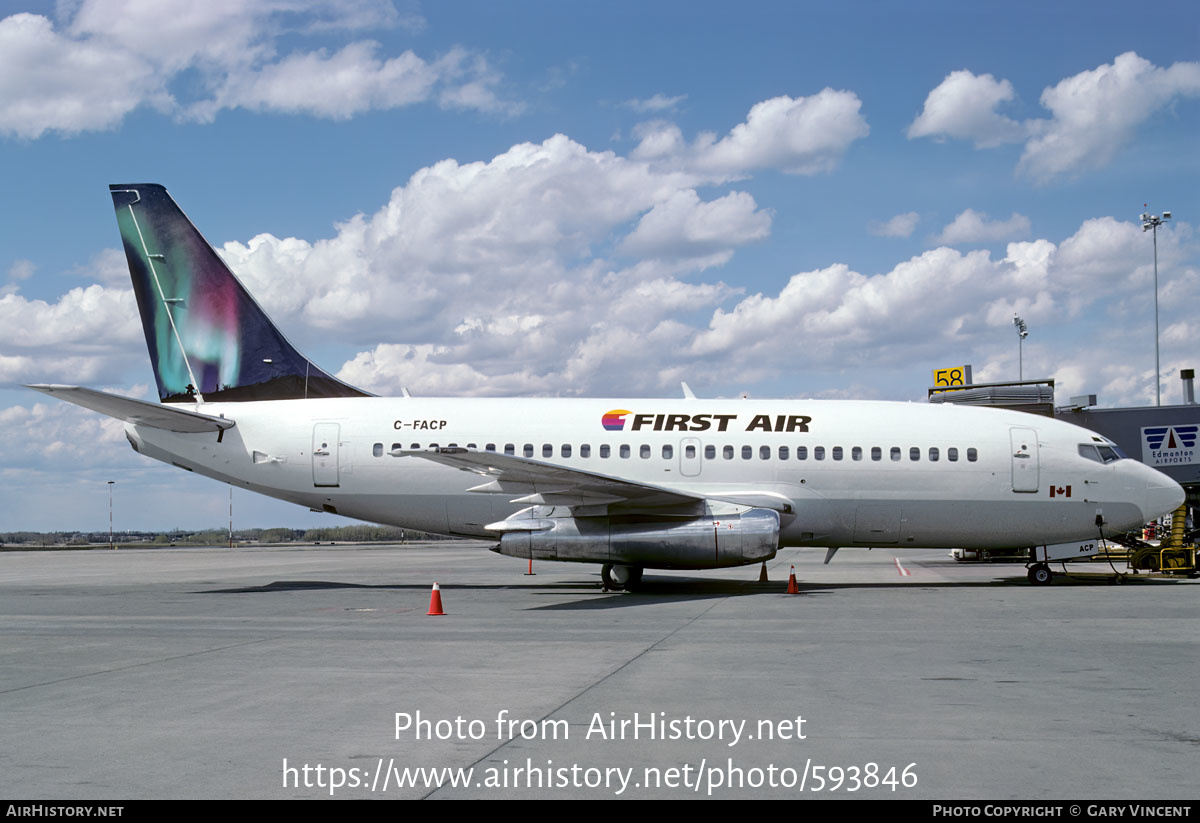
(110, 184, 370, 403)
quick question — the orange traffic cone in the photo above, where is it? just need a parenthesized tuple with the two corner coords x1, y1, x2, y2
(427, 582, 445, 615)
(786, 566, 798, 594)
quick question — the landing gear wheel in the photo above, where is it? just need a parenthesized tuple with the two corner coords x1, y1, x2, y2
(601, 564, 643, 592)
(1027, 563, 1053, 585)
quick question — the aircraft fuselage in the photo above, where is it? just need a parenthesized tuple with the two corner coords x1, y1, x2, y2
(124, 395, 1179, 559)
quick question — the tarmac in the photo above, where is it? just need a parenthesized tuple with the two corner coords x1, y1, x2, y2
(0, 542, 1196, 800)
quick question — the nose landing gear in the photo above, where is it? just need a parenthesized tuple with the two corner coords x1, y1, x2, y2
(1027, 563, 1054, 585)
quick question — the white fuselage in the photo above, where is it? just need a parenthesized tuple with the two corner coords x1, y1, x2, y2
(122, 396, 1183, 556)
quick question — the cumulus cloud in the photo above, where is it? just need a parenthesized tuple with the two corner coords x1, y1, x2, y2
(909, 53, 1200, 181)
(869, 212, 920, 238)
(198, 42, 438, 121)
(8, 259, 35, 281)
(9, 119, 1193, 407)
(676, 217, 1192, 397)
(621, 94, 687, 113)
(618, 190, 771, 263)
(632, 90, 869, 177)
(0, 1, 518, 138)
(908, 69, 1027, 148)
(935, 209, 1032, 245)
(0, 13, 167, 138)
(0, 283, 142, 388)
(1019, 52, 1200, 181)
(200, 126, 1193, 404)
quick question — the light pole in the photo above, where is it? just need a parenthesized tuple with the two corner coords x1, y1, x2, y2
(1013, 315, 1028, 380)
(1141, 208, 1172, 406)
(106, 481, 115, 550)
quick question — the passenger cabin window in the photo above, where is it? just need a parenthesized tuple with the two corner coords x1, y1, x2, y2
(760, 446, 770, 460)
(504, 444, 515, 456)
(724, 445, 735, 460)
(779, 446, 790, 460)
(742, 446, 752, 460)
(705, 445, 716, 460)
(640, 445, 651, 459)
(561, 444, 571, 458)
(620, 445, 630, 458)
(852, 447, 863, 461)
(580, 444, 591, 458)
(871, 446, 881, 461)
(373, 443, 383, 457)
(929, 447, 939, 462)
(832, 446, 843, 461)
(663, 445, 674, 459)
(796, 446, 807, 460)
(685, 445, 696, 459)
(891, 447, 901, 461)
(486, 443, 496, 452)
(967, 448, 978, 462)
(909, 447, 920, 461)
(947, 447, 958, 462)
(523, 444, 534, 458)
(543, 444, 553, 458)
(814, 446, 825, 460)
(600, 445, 611, 458)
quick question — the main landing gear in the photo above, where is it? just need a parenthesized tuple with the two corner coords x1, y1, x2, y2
(1027, 563, 1054, 585)
(601, 564, 643, 592)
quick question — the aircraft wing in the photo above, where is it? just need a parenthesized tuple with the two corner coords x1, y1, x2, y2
(25, 385, 235, 433)
(393, 446, 704, 510)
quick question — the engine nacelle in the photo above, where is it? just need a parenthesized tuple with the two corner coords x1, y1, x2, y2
(494, 508, 779, 570)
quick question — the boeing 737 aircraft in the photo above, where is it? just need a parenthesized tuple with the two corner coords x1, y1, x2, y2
(29, 184, 1185, 589)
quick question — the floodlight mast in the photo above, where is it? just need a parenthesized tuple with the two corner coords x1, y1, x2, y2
(1013, 315, 1029, 380)
(1142, 209, 1171, 406)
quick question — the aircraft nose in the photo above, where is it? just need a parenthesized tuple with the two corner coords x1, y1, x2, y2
(1143, 474, 1185, 522)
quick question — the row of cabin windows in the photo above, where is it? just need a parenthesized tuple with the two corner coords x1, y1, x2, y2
(372, 442, 978, 463)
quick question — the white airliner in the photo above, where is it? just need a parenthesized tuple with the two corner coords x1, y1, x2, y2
(29, 184, 1184, 589)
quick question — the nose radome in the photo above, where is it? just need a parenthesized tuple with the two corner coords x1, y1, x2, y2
(1144, 475, 1185, 522)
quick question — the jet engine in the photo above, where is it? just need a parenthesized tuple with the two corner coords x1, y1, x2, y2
(491, 507, 779, 570)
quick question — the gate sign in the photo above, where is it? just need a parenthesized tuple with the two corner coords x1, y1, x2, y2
(1141, 424, 1199, 467)
(932, 365, 972, 392)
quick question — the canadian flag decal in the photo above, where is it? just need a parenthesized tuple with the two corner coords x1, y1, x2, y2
(1049, 485, 1072, 498)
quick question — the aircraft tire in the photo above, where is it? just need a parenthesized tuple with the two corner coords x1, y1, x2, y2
(1028, 564, 1053, 585)
(601, 564, 643, 592)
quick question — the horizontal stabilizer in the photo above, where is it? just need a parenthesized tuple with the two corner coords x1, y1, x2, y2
(25, 385, 235, 433)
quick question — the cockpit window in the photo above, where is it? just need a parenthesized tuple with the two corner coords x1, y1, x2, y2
(1096, 445, 1122, 463)
(1078, 444, 1101, 462)
(1079, 443, 1123, 464)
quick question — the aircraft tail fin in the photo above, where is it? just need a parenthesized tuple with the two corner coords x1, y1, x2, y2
(109, 184, 370, 403)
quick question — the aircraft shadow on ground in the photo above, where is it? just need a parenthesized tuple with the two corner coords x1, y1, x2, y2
(197, 571, 1144, 602)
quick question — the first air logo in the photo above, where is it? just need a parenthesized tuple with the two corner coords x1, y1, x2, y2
(602, 410, 631, 431)
(600, 410, 811, 433)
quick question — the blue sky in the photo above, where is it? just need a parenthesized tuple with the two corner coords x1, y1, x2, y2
(1, 0, 1197, 531)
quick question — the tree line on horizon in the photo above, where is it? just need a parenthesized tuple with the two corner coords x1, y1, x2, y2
(0, 524, 452, 546)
